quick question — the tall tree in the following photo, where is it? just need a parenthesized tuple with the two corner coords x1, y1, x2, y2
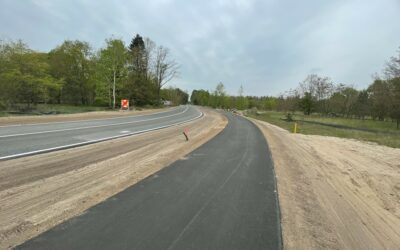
(299, 74, 333, 114)
(299, 92, 315, 115)
(129, 34, 147, 76)
(353, 90, 370, 119)
(384, 47, 400, 79)
(368, 79, 391, 120)
(49, 40, 94, 105)
(214, 82, 226, 108)
(125, 34, 158, 106)
(97, 38, 127, 108)
(388, 77, 400, 128)
(0, 40, 61, 109)
(154, 46, 179, 103)
(236, 84, 248, 110)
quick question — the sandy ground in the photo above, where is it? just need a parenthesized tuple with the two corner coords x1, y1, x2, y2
(0, 107, 173, 126)
(0, 108, 227, 249)
(250, 118, 400, 250)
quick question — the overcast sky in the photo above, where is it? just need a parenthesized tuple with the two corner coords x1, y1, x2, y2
(1, 0, 399, 96)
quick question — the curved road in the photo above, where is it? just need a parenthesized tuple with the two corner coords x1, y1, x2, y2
(17, 112, 282, 250)
(0, 105, 202, 160)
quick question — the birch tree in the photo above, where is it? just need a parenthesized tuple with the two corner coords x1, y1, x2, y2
(98, 38, 127, 108)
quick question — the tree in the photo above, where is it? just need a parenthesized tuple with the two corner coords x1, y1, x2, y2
(129, 34, 147, 76)
(49, 40, 94, 105)
(263, 97, 277, 110)
(299, 74, 334, 114)
(299, 92, 315, 115)
(236, 84, 248, 110)
(0, 40, 61, 109)
(213, 82, 226, 108)
(353, 90, 370, 119)
(161, 87, 188, 105)
(191, 89, 210, 106)
(341, 87, 359, 117)
(388, 77, 400, 128)
(368, 79, 391, 120)
(384, 47, 400, 79)
(97, 38, 127, 108)
(126, 34, 159, 106)
(154, 46, 179, 103)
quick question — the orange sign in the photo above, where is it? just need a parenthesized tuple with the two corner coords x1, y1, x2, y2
(121, 99, 129, 110)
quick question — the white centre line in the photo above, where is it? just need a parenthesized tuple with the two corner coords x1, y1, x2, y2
(0, 110, 204, 161)
(0, 106, 189, 138)
(0, 106, 181, 128)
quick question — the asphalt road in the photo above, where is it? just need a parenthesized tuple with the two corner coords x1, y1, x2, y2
(17, 113, 282, 250)
(0, 105, 201, 160)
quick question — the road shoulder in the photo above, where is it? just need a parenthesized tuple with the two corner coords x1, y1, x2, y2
(248, 117, 400, 250)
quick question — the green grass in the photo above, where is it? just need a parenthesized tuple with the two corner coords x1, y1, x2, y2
(0, 104, 110, 116)
(247, 111, 400, 148)
(297, 113, 399, 133)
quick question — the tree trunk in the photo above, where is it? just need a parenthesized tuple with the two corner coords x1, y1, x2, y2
(108, 84, 111, 108)
(158, 86, 161, 105)
(113, 70, 116, 109)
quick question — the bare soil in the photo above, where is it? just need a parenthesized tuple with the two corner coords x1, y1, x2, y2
(250, 118, 400, 250)
(0, 107, 173, 126)
(0, 108, 227, 249)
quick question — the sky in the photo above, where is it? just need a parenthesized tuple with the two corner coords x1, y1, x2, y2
(1, 0, 399, 96)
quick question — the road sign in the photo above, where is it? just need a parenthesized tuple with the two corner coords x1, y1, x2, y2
(121, 99, 129, 110)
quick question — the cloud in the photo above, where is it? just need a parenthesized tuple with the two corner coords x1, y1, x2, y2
(1, 0, 399, 96)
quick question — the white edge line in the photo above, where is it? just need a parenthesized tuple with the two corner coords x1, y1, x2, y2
(0, 106, 189, 138)
(0, 106, 182, 128)
(0, 111, 204, 161)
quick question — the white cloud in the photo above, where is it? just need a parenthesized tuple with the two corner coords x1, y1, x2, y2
(1, 0, 399, 95)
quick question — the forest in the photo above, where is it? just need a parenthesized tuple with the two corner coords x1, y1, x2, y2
(0, 34, 188, 112)
(191, 47, 400, 128)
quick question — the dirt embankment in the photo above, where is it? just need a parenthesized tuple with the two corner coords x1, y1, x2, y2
(0, 108, 227, 249)
(0, 107, 173, 126)
(251, 118, 400, 250)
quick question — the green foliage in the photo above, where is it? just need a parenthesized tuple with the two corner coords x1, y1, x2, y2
(368, 79, 391, 120)
(48, 40, 94, 105)
(123, 74, 158, 106)
(388, 77, 400, 128)
(129, 34, 147, 76)
(299, 92, 314, 115)
(285, 112, 293, 121)
(0, 35, 181, 113)
(160, 87, 188, 105)
(191, 89, 210, 106)
(95, 38, 128, 108)
(0, 40, 61, 110)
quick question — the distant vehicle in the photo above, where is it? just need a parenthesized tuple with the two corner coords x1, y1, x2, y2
(163, 100, 172, 106)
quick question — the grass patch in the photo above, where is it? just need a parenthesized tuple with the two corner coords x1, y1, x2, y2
(247, 111, 400, 148)
(0, 104, 110, 116)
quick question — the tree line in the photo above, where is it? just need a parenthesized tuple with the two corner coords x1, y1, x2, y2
(0, 34, 188, 111)
(191, 47, 400, 128)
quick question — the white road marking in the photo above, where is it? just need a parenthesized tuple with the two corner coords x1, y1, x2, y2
(0, 111, 203, 161)
(120, 130, 130, 133)
(0, 106, 181, 128)
(0, 106, 189, 138)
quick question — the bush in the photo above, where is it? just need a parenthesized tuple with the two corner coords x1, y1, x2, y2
(0, 101, 6, 111)
(93, 97, 109, 107)
(285, 112, 293, 121)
